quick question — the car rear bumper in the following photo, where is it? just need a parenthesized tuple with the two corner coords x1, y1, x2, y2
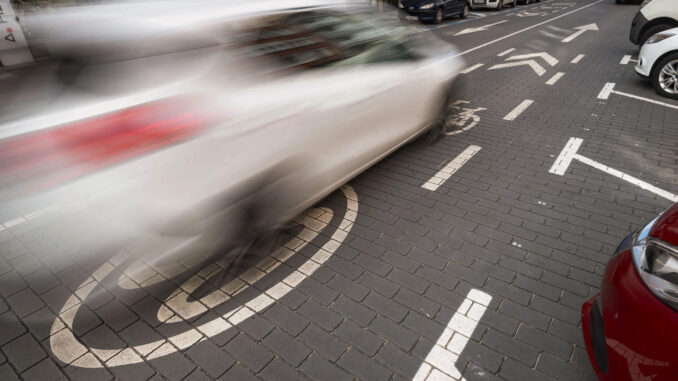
(582, 246, 678, 381)
(630, 11, 648, 45)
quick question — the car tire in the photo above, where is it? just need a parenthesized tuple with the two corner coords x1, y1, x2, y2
(525, 0, 531, 4)
(640, 24, 674, 45)
(434, 7, 444, 24)
(460, 3, 469, 18)
(510, 0, 516, 7)
(652, 52, 678, 100)
(615, 0, 622, 3)
(496, 0, 503, 10)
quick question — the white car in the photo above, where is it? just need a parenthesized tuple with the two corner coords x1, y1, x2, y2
(629, 0, 678, 45)
(0, 0, 463, 265)
(471, 0, 517, 11)
(636, 27, 678, 99)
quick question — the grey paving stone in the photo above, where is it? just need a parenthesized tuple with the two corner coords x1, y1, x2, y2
(335, 320, 384, 356)
(299, 324, 347, 362)
(299, 353, 352, 381)
(369, 315, 419, 352)
(218, 363, 259, 381)
(0, 311, 26, 345)
(259, 357, 304, 381)
(0, 363, 20, 381)
(262, 328, 311, 367)
(224, 333, 273, 373)
(482, 329, 539, 367)
(3, 333, 46, 372)
(264, 303, 310, 336)
(20, 358, 65, 381)
(363, 292, 408, 323)
(338, 347, 391, 381)
(186, 339, 235, 378)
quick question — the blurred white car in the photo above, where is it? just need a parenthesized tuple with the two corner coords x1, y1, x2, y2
(636, 27, 678, 99)
(0, 0, 463, 265)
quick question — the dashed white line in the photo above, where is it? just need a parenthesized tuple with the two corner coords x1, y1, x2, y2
(546, 72, 565, 85)
(503, 99, 534, 121)
(461, 63, 485, 74)
(597, 82, 616, 100)
(548, 137, 583, 175)
(413, 289, 492, 381)
(421, 145, 481, 191)
(570, 54, 585, 64)
(497, 48, 516, 57)
(620, 55, 632, 65)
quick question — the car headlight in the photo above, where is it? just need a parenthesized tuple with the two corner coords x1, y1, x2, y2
(645, 32, 676, 44)
(420, 3, 435, 9)
(632, 217, 678, 311)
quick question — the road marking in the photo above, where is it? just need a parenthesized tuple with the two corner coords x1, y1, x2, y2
(548, 137, 583, 175)
(489, 60, 546, 76)
(506, 52, 559, 66)
(413, 289, 492, 381)
(562, 23, 599, 42)
(597, 82, 616, 99)
(620, 55, 632, 65)
(454, 0, 603, 57)
(455, 20, 509, 36)
(50, 185, 359, 367)
(503, 99, 534, 121)
(422, 145, 481, 191)
(546, 72, 565, 85)
(571, 54, 585, 63)
(597, 82, 678, 110)
(549, 138, 678, 202)
(461, 63, 485, 74)
(469, 12, 486, 18)
(497, 48, 516, 57)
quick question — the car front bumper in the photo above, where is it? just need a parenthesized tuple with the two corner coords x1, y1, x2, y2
(470, 0, 501, 9)
(582, 243, 678, 381)
(630, 11, 649, 45)
(402, 6, 438, 20)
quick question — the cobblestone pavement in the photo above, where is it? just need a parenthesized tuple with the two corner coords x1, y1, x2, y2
(2, 0, 677, 380)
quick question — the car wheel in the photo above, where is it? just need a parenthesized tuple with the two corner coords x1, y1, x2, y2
(434, 7, 444, 24)
(615, 0, 622, 3)
(652, 53, 678, 100)
(640, 24, 674, 45)
(525, 0, 531, 4)
(496, 0, 503, 10)
(510, 0, 516, 7)
(460, 3, 469, 18)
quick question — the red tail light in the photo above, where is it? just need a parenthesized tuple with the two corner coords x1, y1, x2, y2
(0, 97, 210, 191)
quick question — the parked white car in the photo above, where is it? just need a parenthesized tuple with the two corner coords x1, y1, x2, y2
(629, 0, 678, 45)
(471, 0, 517, 10)
(0, 0, 464, 265)
(636, 27, 678, 99)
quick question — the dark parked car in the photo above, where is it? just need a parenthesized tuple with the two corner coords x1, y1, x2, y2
(582, 202, 678, 380)
(399, 0, 470, 24)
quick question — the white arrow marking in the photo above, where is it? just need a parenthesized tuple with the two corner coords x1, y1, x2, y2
(506, 52, 559, 66)
(550, 138, 678, 202)
(562, 23, 599, 42)
(489, 60, 546, 76)
(455, 20, 508, 36)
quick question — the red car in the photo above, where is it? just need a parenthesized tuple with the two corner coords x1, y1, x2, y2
(582, 203, 678, 380)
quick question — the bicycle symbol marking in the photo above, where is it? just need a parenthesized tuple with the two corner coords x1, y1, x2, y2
(442, 100, 486, 136)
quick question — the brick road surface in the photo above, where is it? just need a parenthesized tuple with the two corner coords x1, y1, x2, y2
(2, 0, 677, 380)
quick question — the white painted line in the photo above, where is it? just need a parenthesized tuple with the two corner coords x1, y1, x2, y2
(454, 0, 603, 57)
(612, 88, 678, 111)
(620, 55, 632, 65)
(422, 145, 481, 191)
(574, 154, 678, 202)
(561, 23, 599, 43)
(469, 12, 486, 18)
(571, 54, 585, 64)
(497, 48, 516, 57)
(503, 99, 534, 121)
(546, 72, 565, 85)
(489, 60, 546, 76)
(506, 52, 559, 66)
(548, 137, 583, 175)
(461, 63, 485, 74)
(51, 186, 360, 367)
(597, 82, 616, 100)
(413, 289, 492, 381)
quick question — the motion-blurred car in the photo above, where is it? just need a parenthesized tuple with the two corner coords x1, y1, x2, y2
(635, 27, 678, 99)
(398, 0, 470, 24)
(0, 0, 463, 265)
(582, 203, 678, 380)
(629, 0, 678, 45)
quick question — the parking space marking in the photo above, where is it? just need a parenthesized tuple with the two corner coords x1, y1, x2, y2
(497, 48, 516, 57)
(570, 54, 585, 64)
(454, 0, 603, 57)
(461, 63, 485, 74)
(548, 137, 583, 175)
(620, 55, 637, 65)
(503, 99, 534, 121)
(546, 72, 565, 85)
(597, 82, 678, 110)
(421, 145, 481, 191)
(49, 185, 359, 367)
(550, 138, 678, 202)
(413, 289, 492, 381)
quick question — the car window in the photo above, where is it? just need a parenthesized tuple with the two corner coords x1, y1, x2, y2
(229, 10, 420, 74)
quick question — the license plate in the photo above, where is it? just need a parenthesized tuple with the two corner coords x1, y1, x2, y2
(473, 0, 484, 3)
(406, 15, 418, 20)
